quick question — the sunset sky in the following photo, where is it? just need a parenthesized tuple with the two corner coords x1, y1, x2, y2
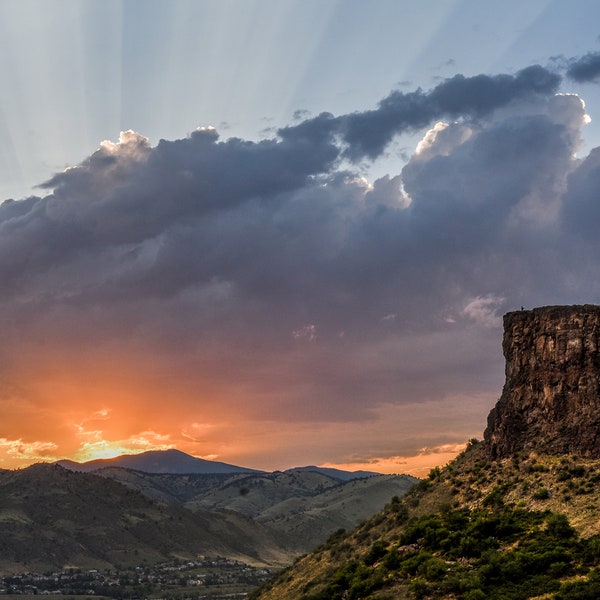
(3, 0, 600, 477)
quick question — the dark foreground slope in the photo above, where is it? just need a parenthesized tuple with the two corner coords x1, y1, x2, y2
(253, 441, 600, 600)
(0, 463, 291, 573)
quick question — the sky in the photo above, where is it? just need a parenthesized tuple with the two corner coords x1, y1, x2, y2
(2, 0, 600, 476)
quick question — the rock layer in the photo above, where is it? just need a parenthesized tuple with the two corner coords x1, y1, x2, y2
(484, 305, 600, 458)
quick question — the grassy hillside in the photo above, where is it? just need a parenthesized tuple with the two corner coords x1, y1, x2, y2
(0, 464, 292, 574)
(257, 475, 417, 552)
(98, 467, 417, 554)
(252, 441, 600, 600)
(183, 470, 347, 515)
(96, 468, 235, 504)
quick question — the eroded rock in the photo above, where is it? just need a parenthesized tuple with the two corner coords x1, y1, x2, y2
(484, 305, 600, 458)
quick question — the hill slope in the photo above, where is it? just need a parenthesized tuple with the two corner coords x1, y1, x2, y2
(256, 474, 417, 552)
(0, 463, 291, 574)
(94, 467, 418, 554)
(287, 466, 380, 481)
(252, 441, 600, 599)
(0, 463, 417, 575)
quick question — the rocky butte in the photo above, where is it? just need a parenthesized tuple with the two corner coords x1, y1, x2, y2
(484, 304, 600, 459)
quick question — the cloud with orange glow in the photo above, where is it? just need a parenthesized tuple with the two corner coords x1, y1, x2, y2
(0, 438, 58, 464)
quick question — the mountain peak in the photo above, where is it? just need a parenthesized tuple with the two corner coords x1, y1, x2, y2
(484, 304, 600, 459)
(57, 448, 262, 474)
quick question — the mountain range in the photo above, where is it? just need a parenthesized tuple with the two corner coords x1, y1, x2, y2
(0, 450, 416, 575)
(56, 448, 380, 480)
(0, 462, 287, 574)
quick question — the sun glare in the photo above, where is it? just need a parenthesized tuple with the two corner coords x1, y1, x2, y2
(73, 441, 146, 462)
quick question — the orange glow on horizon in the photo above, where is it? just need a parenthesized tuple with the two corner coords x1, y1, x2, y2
(0, 346, 476, 475)
(1, 402, 472, 474)
(0, 432, 468, 477)
(321, 443, 468, 478)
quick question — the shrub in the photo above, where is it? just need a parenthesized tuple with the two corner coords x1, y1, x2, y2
(570, 465, 587, 478)
(555, 568, 600, 599)
(546, 513, 577, 540)
(364, 540, 387, 566)
(428, 467, 442, 481)
(408, 577, 431, 599)
(482, 485, 506, 507)
(418, 556, 447, 581)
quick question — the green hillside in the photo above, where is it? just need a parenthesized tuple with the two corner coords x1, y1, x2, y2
(252, 441, 600, 600)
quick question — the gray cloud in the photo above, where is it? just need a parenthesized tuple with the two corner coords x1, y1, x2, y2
(566, 51, 600, 82)
(279, 65, 561, 161)
(562, 146, 600, 237)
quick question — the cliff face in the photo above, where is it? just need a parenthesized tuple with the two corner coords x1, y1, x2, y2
(484, 305, 600, 459)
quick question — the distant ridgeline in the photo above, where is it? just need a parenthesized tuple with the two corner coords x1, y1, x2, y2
(485, 305, 600, 458)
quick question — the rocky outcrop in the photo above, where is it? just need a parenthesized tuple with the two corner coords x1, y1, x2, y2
(484, 305, 600, 458)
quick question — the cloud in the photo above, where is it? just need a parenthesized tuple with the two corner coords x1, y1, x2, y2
(462, 296, 506, 328)
(566, 51, 600, 82)
(0, 438, 58, 461)
(279, 64, 561, 161)
(292, 324, 317, 341)
(322, 443, 470, 478)
(413, 121, 473, 161)
(2, 60, 600, 471)
(365, 175, 410, 209)
(562, 146, 600, 238)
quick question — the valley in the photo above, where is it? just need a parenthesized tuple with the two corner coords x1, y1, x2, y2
(0, 454, 417, 597)
(0, 556, 273, 599)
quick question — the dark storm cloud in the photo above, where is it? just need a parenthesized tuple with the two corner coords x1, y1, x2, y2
(39, 127, 339, 246)
(1, 62, 599, 428)
(279, 65, 561, 160)
(566, 51, 600, 82)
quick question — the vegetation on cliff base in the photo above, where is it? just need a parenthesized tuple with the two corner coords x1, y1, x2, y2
(251, 441, 600, 600)
(286, 507, 600, 599)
